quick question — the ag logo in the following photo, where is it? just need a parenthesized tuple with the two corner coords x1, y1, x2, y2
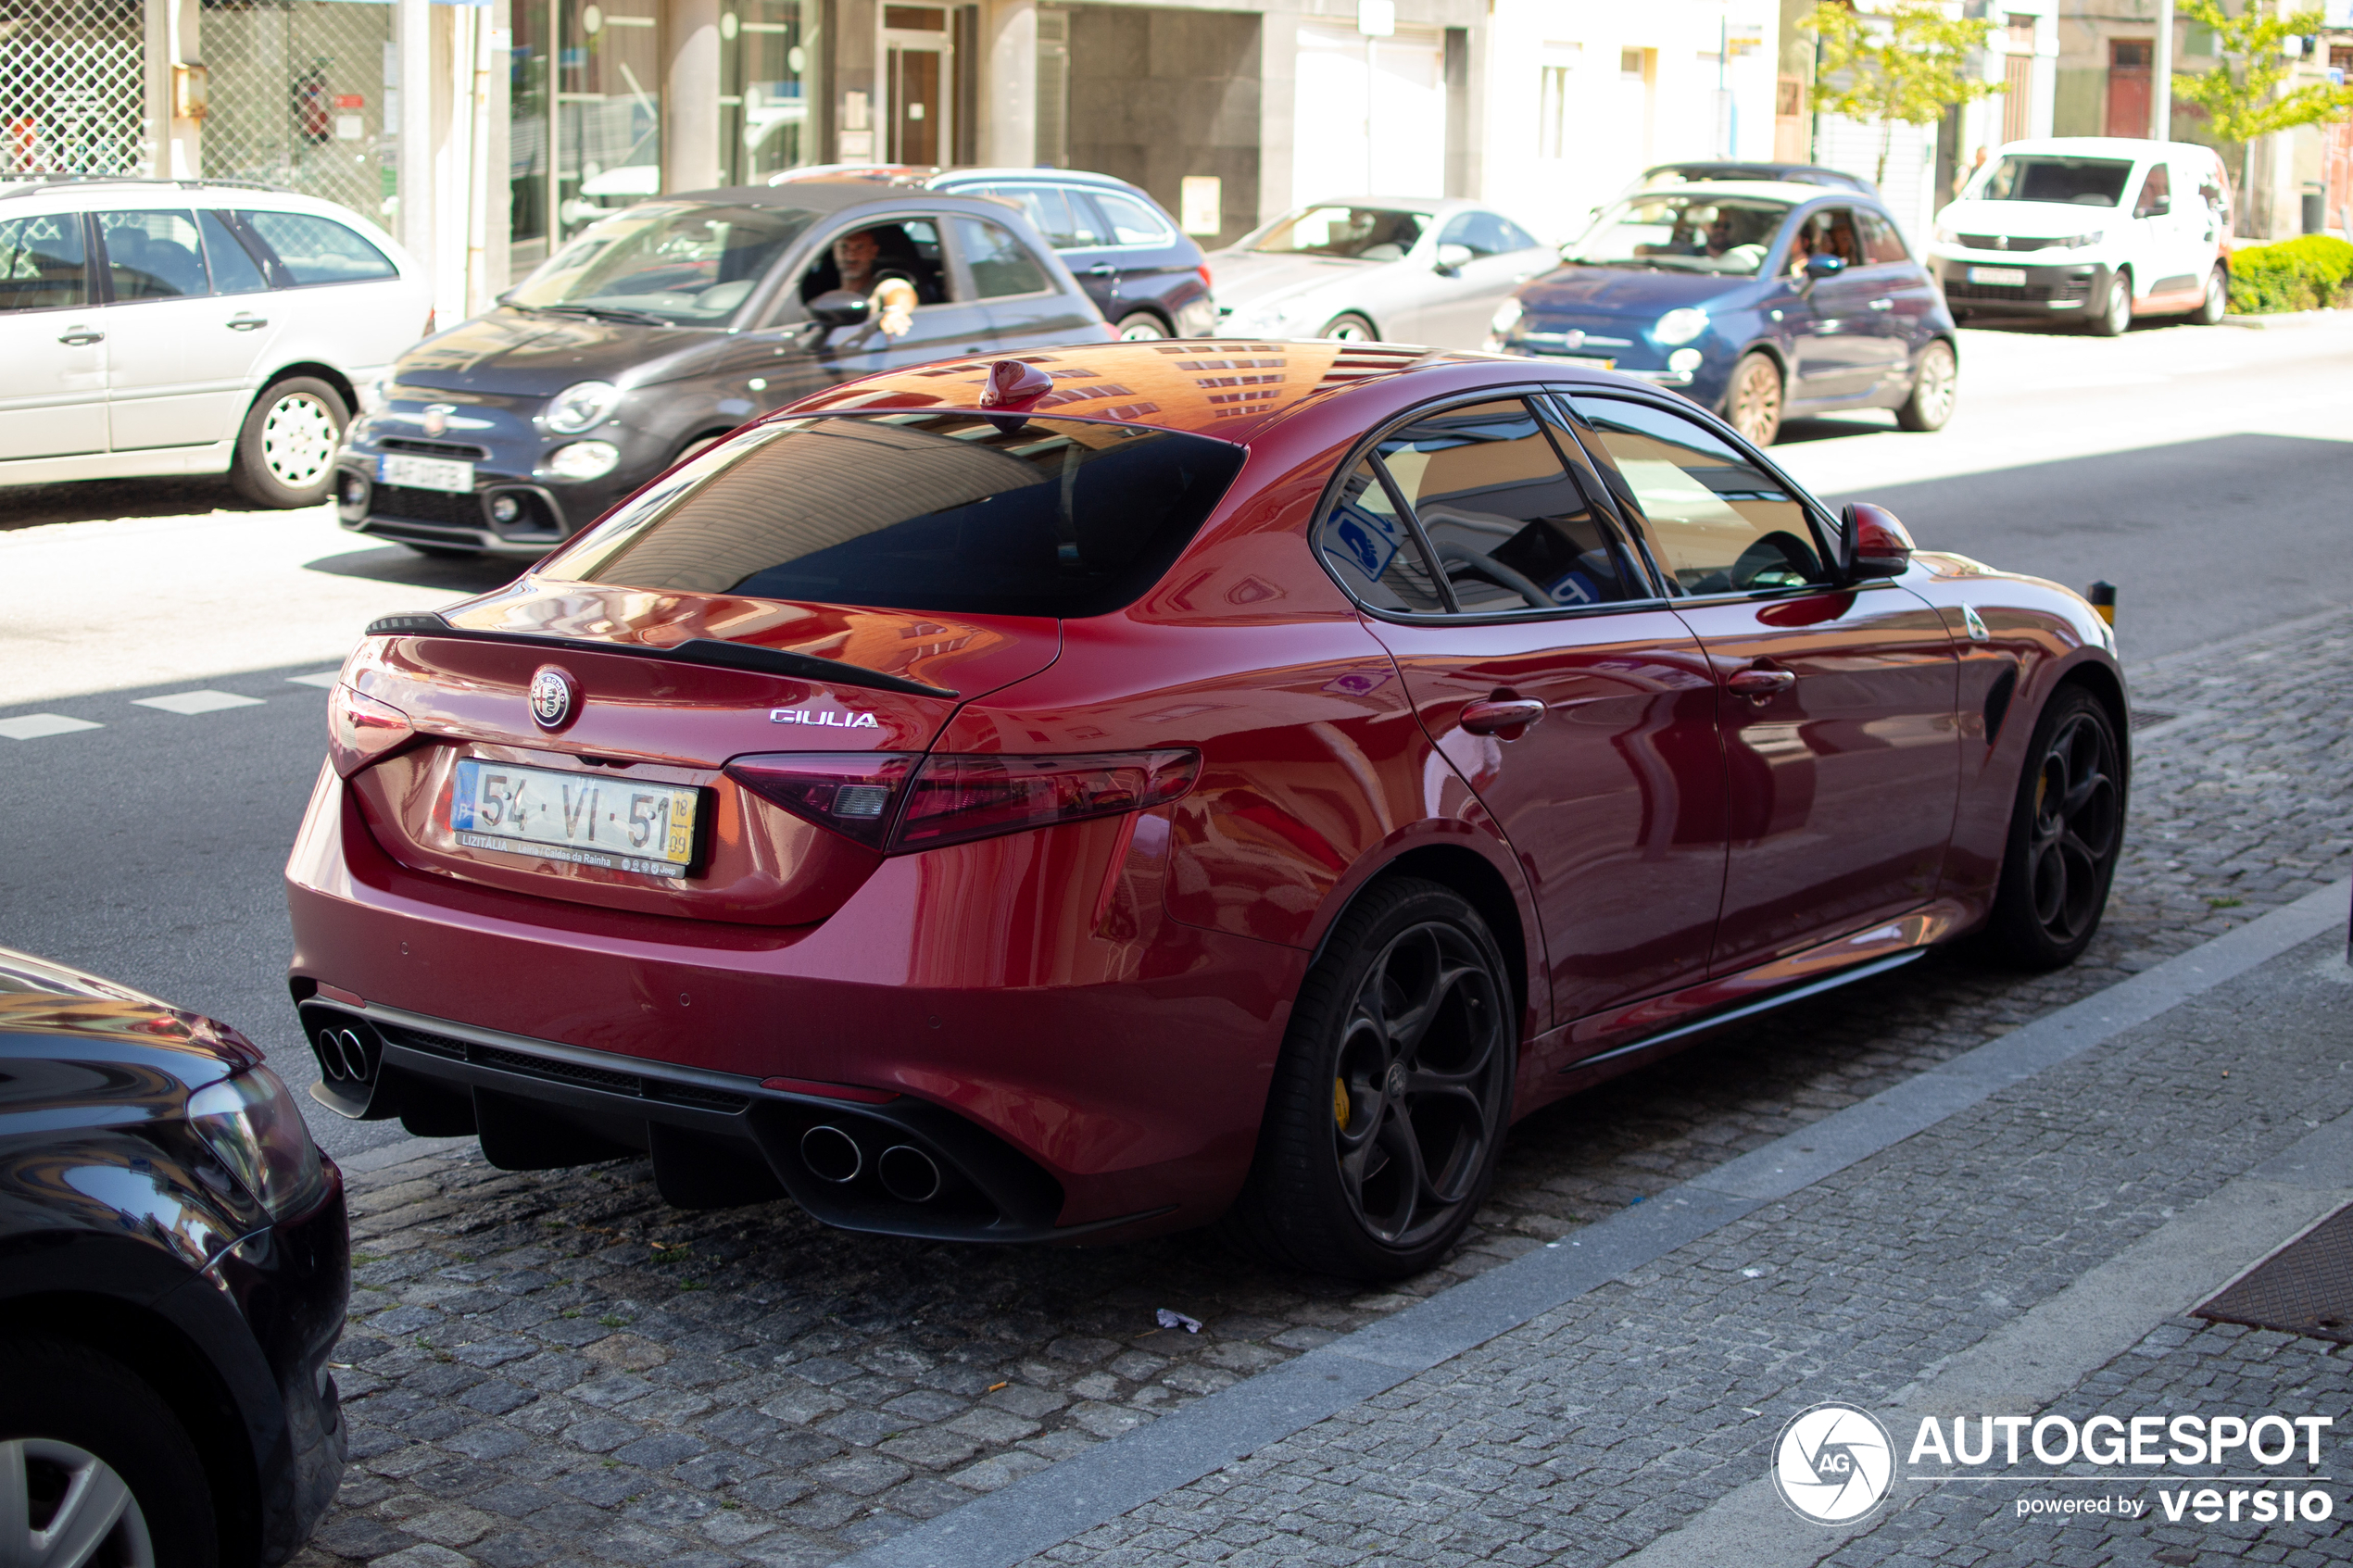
(1771, 1402, 1894, 1524)
(528, 666, 575, 731)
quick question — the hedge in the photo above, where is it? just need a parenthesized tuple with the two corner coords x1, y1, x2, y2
(2224, 235, 2353, 315)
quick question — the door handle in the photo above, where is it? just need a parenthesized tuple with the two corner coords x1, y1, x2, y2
(56, 329, 103, 346)
(226, 314, 269, 331)
(1087, 262, 1117, 276)
(1459, 697, 1546, 736)
(1868, 298, 1894, 311)
(1726, 668, 1796, 700)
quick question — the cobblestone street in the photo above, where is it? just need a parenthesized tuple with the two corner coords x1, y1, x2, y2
(285, 601, 2353, 1568)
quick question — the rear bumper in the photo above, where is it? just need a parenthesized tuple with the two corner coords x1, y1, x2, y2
(284, 766, 1300, 1240)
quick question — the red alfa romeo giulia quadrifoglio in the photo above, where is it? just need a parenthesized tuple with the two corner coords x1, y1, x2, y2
(285, 341, 2125, 1280)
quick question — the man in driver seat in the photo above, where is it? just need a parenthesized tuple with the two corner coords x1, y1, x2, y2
(802, 224, 935, 338)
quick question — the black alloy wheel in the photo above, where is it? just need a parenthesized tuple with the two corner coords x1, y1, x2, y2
(1228, 878, 1514, 1279)
(1990, 686, 2124, 968)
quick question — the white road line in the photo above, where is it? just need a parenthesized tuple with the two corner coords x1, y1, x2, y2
(285, 671, 342, 689)
(0, 713, 103, 740)
(132, 689, 267, 715)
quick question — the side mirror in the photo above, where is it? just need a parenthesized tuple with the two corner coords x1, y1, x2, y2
(1435, 243, 1475, 271)
(1803, 254, 1846, 282)
(807, 288, 872, 329)
(1841, 501, 1915, 580)
(2139, 195, 2170, 219)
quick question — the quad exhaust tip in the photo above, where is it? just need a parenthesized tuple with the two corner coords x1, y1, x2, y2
(800, 1124, 863, 1184)
(315, 1026, 372, 1083)
(877, 1145, 943, 1204)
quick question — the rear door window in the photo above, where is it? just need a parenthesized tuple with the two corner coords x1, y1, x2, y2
(980, 185, 1101, 249)
(0, 214, 90, 311)
(545, 413, 1246, 619)
(96, 210, 208, 300)
(236, 209, 398, 285)
(1569, 395, 1830, 596)
(198, 211, 271, 295)
(951, 216, 1052, 298)
(1315, 398, 1650, 614)
(1092, 191, 1175, 247)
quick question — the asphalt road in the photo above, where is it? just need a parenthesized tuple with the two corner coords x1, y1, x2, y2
(3, 315, 2349, 1166)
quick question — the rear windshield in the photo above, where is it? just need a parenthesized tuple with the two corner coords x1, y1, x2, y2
(544, 413, 1248, 619)
(1975, 156, 2134, 207)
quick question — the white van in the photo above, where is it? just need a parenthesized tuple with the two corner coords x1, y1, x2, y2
(1927, 137, 2232, 335)
(0, 178, 434, 505)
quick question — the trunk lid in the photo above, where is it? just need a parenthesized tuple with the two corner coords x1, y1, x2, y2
(343, 580, 1060, 924)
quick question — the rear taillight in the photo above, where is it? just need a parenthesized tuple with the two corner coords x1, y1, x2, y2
(724, 754, 918, 851)
(327, 684, 413, 777)
(422, 308, 436, 337)
(726, 749, 1198, 854)
(1197, 263, 1213, 290)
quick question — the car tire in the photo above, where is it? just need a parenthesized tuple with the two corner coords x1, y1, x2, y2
(1986, 685, 2124, 970)
(0, 1336, 220, 1568)
(230, 376, 348, 508)
(1318, 313, 1378, 344)
(1227, 877, 1515, 1281)
(1722, 351, 1784, 445)
(2090, 271, 2133, 337)
(2193, 264, 2228, 325)
(1114, 311, 1171, 341)
(1893, 338, 1957, 433)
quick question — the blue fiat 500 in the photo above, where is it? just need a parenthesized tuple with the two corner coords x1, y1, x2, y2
(1488, 181, 1957, 445)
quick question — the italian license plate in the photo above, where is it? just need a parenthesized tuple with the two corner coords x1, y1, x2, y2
(379, 452, 474, 493)
(1968, 266, 2027, 287)
(449, 759, 700, 878)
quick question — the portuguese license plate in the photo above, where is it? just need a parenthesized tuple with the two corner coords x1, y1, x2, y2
(1968, 266, 2027, 287)
(379, 452, 474, 493)
(449, 759, 700, 878)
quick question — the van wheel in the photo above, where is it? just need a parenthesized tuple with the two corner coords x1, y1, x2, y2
(2090, 272, 2133, 337)
(0, 1337, 220, 1568)
(2194, 265, 2228, 325)
(1894, 339, 1957, 432)
(1227, 878, 1514, 1280)
(231, 376, 347, 508)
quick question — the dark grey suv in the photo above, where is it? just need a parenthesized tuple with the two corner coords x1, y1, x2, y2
(336, 181, 1113, 557)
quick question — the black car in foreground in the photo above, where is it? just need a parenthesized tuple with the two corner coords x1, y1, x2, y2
(0, 948, 347, 1565)
(338, 179, 1114, 558)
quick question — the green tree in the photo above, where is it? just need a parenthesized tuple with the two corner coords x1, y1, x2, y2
(2174, 0, 2353, 223)
(1802, 2, 2003, 187)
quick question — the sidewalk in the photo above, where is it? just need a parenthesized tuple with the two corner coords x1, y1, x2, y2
(860, 885, 2353, 1568)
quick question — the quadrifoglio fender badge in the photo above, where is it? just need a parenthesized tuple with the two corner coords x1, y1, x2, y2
(770, 708, 880, 730)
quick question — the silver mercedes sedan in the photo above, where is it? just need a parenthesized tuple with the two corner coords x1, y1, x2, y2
(1207, 196, 1557, 349)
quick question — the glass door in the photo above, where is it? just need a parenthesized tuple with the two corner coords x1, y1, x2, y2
(557, 0, 663, 239)
(724, 0, 824, 182)
(880, 5, 950, 168)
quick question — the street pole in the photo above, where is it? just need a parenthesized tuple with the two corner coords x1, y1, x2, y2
(2153, 0, 2173, 142)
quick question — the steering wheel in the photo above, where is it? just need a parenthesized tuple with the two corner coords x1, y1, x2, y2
(1729, 530, 1818, 590)
(1436, 542, 1553, 609)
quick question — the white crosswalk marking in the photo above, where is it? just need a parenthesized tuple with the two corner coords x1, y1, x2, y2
(133, 690, 266, 715)
(286, 671, 342, 689)
(0, 713, 102, 740)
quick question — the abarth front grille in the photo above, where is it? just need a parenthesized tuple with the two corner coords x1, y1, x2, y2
(370, 484, 484, 528)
